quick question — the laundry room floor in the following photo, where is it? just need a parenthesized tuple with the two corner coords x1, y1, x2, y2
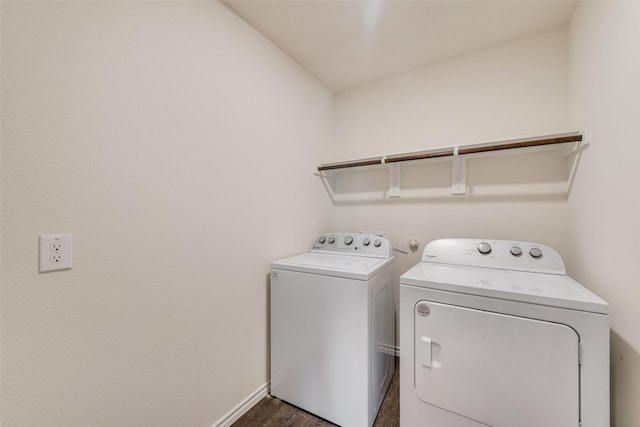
(231, 358, 399, 427)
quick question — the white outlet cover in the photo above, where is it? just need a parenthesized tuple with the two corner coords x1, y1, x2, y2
(39, 234, 72, 272)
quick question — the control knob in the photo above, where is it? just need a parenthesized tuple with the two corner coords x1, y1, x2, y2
(328, 236, 335, 244)
(318, 236, 326, 244)
(477, 242, 492, 255)
(374, 239, 382, 247)
(510, 246, 522, 257)
(363, 238, 370, 246)
(529, 247, 543, 258)
(344, 236, 353, 245)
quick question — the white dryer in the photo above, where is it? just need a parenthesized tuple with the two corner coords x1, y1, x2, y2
(400, 238, 609, 427)
(271, 233, 395, 427)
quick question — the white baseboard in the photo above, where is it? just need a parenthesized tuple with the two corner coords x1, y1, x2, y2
(212, 382, 270, 427)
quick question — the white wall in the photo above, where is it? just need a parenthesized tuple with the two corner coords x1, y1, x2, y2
(567, 2, 640, 425)
(334, 26, 569, 159)
(0, 2, 333, 426)
(332, 27, 572, 342)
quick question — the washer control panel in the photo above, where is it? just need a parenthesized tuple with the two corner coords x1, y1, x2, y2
(312, 233, 392, 258)
(422, 238, 565, 274)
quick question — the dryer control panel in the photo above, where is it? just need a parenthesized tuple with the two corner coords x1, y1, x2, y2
(312, 233, 392, 259)
(421, 238, 565, 274)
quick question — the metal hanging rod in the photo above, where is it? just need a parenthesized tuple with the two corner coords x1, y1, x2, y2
(316, 156, 384, 171)
(317, 132, 583, 172)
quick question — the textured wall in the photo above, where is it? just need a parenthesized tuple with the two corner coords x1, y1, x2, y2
(0, 2, 333, 426)
(567, 2, 640, 425)
(334, 26, 569, 160)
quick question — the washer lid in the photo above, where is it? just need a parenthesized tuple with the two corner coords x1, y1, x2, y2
(400, 263, 608, 314)
(272, 252, 393, 280)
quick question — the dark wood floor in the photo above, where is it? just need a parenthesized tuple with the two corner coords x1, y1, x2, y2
(232, 358, 399, 427)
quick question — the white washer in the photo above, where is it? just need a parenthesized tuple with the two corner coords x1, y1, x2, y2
(271, 233, 395, 427)
(400, 238, 609, 427)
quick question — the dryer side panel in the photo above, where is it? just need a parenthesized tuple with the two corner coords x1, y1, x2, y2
(414, 301, 579, 427)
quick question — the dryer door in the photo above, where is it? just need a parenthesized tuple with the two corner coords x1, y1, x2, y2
(414, 301, 579, 427)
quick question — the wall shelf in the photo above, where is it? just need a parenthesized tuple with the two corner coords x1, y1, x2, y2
(316, 131, 587, 199)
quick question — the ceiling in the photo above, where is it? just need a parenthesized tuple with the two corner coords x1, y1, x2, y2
(223, 0, 578, 92)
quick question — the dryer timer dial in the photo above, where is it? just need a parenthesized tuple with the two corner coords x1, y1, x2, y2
(477, 242, 492, 255)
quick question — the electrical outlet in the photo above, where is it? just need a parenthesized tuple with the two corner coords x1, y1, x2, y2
(39, 234, 72, 272)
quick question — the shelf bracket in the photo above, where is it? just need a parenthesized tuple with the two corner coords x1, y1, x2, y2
(452, 147, 467, 195)
(387, 163, 401, 198)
